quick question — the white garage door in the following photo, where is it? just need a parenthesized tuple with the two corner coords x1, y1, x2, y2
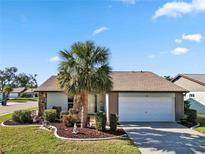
(119, 93, 175, 122)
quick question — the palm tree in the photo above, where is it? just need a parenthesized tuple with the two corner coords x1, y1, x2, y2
(58, 41, 113, 128)
(3, 85, 13, 105)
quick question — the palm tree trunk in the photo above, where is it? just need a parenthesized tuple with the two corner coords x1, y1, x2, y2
(73, 94, 82, 120)
(81, 92, 88, 128)
(2, 92, 6, 106)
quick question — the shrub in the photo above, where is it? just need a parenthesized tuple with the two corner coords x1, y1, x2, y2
(186, 109, 197, 122)
(96, 112, 106, 131)
(63, 114, 78, 127)
(60, 111, 70, 118)
(52, 106, 62, 119)
(69, 108, 79, 115)
(184, 100, 191, 112)
(43, 109, 57, 122)
(12, 110, 22, 123)
(12, 110, 32, 123)
(110, 114, 118, 131)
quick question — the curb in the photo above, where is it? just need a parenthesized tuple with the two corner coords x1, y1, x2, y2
(190, 122, 200, 129)
(49, 125, 127, 141)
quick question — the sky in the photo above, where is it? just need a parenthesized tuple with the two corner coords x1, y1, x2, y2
(0, 0, 205, 85)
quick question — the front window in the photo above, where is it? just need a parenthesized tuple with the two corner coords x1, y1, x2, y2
(189, 94, 195, 98)
(68, 97, 74, 111)
(88, 94, 105, 114)
(94, 94, 97, 113)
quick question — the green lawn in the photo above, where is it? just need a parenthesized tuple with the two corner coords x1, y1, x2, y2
(0, 113, 140, 154)
(195, 115, 205, 134)
(8, 97, 38, 103)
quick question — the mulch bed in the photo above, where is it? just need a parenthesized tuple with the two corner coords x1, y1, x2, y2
(180, 121, 198, 128)
(3, 119, 39, 125)
(51, 123, 126, 138)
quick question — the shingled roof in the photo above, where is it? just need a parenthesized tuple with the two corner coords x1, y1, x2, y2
(12, 87, 26, 93)
(36, 76, 62, 92)
(36, 71, 187, 92)
(111, 71, 187, 92)
(172, 74, 205, 86)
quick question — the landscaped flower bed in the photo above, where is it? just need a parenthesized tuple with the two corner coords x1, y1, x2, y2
(1, 109, 40, 126)
(3, 119, 39, 126)
(3, 108, 126, 139)
(51, 122, 126, 138)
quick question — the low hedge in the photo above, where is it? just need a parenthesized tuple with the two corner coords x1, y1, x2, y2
(110, 114, 118, 131)
(12, 110, 32, 123)
(96, 112, 106, 131)
(43, 109, 57, 122)
(186, 109, 197, 122)
(52, 106, 62, 119)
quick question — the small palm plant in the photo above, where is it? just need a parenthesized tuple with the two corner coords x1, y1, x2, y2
(3, 85, 13, 104)
(58, 41, 113, 128)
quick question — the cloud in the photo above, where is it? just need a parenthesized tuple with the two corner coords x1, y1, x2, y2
(49, 56, 60, 62)
(171, 47, 189, 55)
(148, 54, 156, 59)
(182, 33, 203, 42)
(119, 0, 136, 5)
(175, 39, 183, 43)
(153, 0, 205, 19)
(92, 27, 109, 36)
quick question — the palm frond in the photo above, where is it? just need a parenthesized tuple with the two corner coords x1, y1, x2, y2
(57, 41, 113, 95)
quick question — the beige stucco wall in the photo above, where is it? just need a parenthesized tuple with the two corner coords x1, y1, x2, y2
(45, 92, 105, 114)
(175, 93, 184, 121)
(174, 77, 205, 92)
(47, 92, 68, 111)
(108, 92, 118, 115)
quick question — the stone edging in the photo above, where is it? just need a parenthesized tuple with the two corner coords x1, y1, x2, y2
(1, 120, 127, 141)
(190, 122, 200, 130)
(49, 125, 128, 141)
(1, 120, 41, 127)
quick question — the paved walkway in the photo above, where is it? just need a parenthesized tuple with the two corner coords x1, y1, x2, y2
(0, 101, 38, 115)
(121, 123, 205, 154)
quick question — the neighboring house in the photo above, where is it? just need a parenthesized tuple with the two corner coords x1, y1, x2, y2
(24, 88, 38, 97)
(9, 87, 26, 98)
(172, 74, 205, 115)
(36, 71, 187, 122)
(0, 91, 2, 100)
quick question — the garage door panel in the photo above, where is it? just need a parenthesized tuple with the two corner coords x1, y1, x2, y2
(119, 93, 175, 122)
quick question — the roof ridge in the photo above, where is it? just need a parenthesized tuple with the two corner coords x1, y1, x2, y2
(111, 71, 151, 73)
(183, 74, 205, 75)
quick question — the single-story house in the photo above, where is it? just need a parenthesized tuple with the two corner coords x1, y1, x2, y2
(0, 91, 2, 100)
(24, 88, 38, 97)
(9, 87, 26, 98)
(36, 71, 188, 122)
(172, 74, 205, 115)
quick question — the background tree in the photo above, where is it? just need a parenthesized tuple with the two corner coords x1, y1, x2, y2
(58, 41, 113, 128)
(0, 67, 38, 105)
(14, 73, 38, 88)
(0, 67, 18, 105)
(164, 76, 173, 81)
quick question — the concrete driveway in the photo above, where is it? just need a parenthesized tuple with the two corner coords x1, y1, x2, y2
(121, 123, 205, 154)
(0, 101, 38, 115)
